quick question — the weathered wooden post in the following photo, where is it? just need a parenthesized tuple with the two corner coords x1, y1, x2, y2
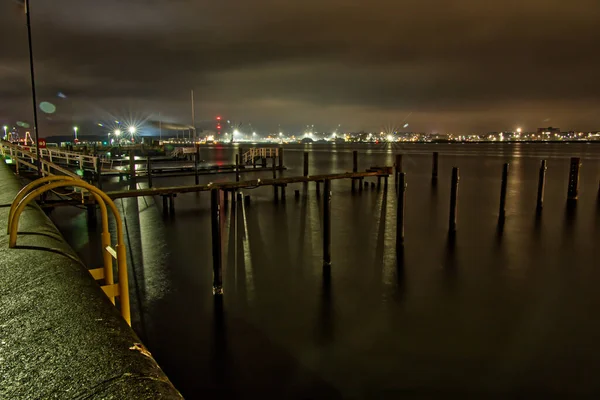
(279, 147, 284, 171)
(567, 157, 581, 204)
(536, 160, 547, 212)
(162, 196, 168, 214)
(323, 179, 332, 268)
(195, 144, 200, 185)
(352, 150, 358, 192)
(95, 157, 102, 190)
(146, 157, 153, 188)
(169, 194, 176, 215)
(129, 150, 136, 189)
(395, 154, 403, 188)
(499, 163, 509, 220)
(211, 189, 223, 295)
(449, 167, 459, 234)
(316, 181, 321, 196)
(272, 158, 278, 203)
(235, 154, 240, 182)
(303, 152, 309, 176)
(397, 172, 406, 246)
(432, 152, 439, 183)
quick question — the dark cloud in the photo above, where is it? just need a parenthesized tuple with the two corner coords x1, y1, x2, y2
(1, 0, 600, 135)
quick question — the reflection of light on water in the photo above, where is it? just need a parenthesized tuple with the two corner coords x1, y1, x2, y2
(240, 197, 255, 304)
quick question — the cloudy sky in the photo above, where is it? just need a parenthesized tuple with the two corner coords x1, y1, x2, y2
(1, 0, 600, 136)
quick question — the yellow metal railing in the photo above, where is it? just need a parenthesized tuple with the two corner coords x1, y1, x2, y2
(6, 176, 131, 325)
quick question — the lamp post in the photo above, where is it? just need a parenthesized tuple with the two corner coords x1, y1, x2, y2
(114, 129, 121, 145)
(24, 0, 41, 177)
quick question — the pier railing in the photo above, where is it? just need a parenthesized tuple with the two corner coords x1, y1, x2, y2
(242, 148, 279, 164)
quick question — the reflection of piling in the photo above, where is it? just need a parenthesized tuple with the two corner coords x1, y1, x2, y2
(323, 179, 332, 268)
(162, 196, 168, 215)
(397, 172, 406, 246)
(432, 152, 439, 183)
(195, 144, 200, 185)
(211, 189, 223, 295)
(567, 157, 581, 205)
(303, 152, 309, 176)
(536, 160, 547, 212)
(499, 163, 509, 220)
(146, 157, 153, 188)
(449, 167, 459, 233)
(169, 194, 176, 215)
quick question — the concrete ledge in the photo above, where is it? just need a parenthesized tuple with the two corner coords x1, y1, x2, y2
(0, 162, 182, 399)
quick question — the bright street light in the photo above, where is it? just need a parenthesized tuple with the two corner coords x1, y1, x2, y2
(233, 129, 240, 136)
(114, 129, 121, 137)
(128, 126, 136, 134)
(279, 132, 283, 136)
(517, 127, 522, 133)
(252, 132, 256, 136)
(73, 126, 78, 140)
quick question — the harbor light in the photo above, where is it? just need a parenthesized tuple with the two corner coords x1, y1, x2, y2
(128, 126, 136, 134)
(114, 129, 121, 137)
(233, 129, 240, 136)
(73, 126, 78, 140)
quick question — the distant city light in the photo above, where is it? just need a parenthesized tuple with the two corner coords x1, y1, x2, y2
(252, 132, 256, 136)
(279, 132, 283, 136)
(517, 127, 522, 133)
(403, 123, 409, 128)
(114, 129, 121, 136)
(233, 129, 240, 136)
(387, 134, 394, 142)
(128, 126, 136, 134)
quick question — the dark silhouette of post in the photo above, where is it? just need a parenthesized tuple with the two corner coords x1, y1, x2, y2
(129, 151, 136, 189)
(279, 147, 284, 171)
(499, 163, 509, 220)
(303, 152, 309, 176)
(432, 152, 439, 183)
(397, 172, 406, 246)
(210, 189, 223, 295)
(272, 158, 278, 202)
(195, 144, 200, 185)
(395, 154, 403, 189)
(567, 157, 581, 204)
(449, 167, 459, 233)
(95, 157, 102, 190)
(146, 157, 153, 188)
(235, 154, 240, 182)
(323, 179, 332, 268)
(536, 160, 547, 212)
(25, 0, 42, 177)
(352, 150, 358, 192)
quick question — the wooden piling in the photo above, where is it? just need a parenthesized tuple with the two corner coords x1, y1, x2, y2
(395, 154, 403, 188)
(567, 157, 581, 202)
(352, 150, 358, 192)
(129, 150, 136, 188)
(536, 160, 547, 212)
(95, 157, 102, 190)
(195, 144, 200, 185)
(279, 147, 284, 171)
(244, 195, 250, 206)
(295, 189, 300, 199)
(303, 152, 309, 176)
(432, 152, 439, 183)
(499, 163, 509, 220)
(235, 154, 240, 182)
(449, 167, 459, 233)
(169, 194, 175, 215)
(146, 157, 153, 188)
(281, 184, 286, 202)
(272, 158, 278, 202)
(316, 181, 321, 196)
(210, 189, 223, 295)
(397, 172, 406, 245)
(162, 196, 168, 214)
(323, 179, 332, 268)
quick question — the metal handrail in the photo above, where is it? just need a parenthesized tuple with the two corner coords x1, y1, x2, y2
(6, 176, 130, 325)
(0, 141, 81, 178)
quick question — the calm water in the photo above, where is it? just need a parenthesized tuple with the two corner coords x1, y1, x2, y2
(53, 143, 600, 398)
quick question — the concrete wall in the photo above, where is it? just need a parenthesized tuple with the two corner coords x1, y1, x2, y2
(0, 162, 182, 399)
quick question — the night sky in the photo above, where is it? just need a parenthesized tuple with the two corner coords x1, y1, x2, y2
(2, 0, 600, 136)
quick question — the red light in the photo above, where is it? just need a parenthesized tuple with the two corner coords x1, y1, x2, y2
(216, 116, 221, 120)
